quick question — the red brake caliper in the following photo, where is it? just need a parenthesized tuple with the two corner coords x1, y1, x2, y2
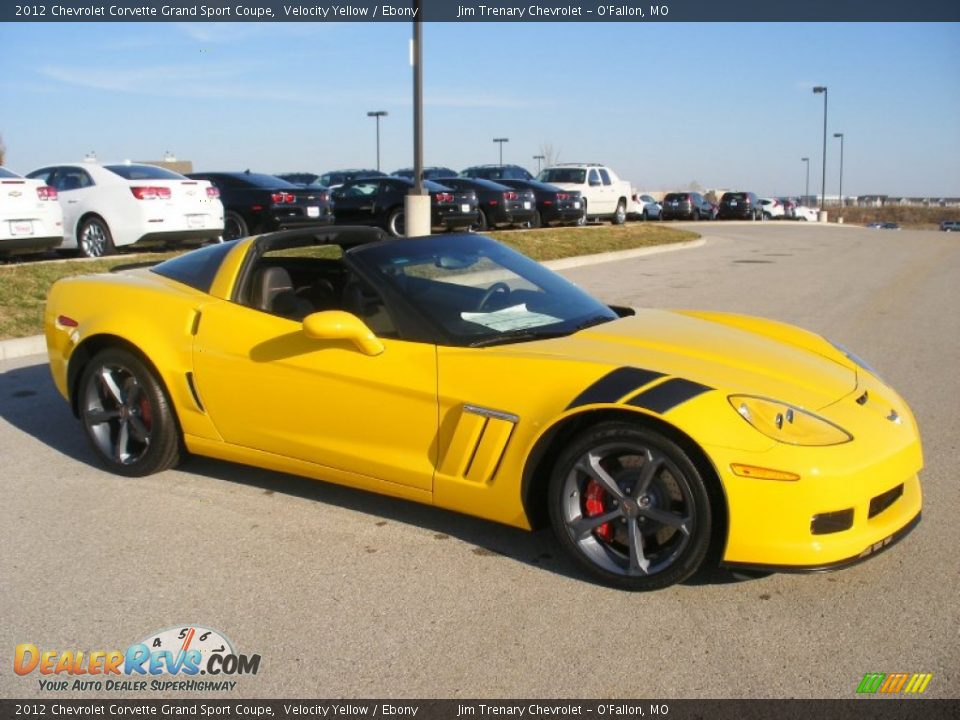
(585, 480, 614, 542)
(139, 396, 152, 430)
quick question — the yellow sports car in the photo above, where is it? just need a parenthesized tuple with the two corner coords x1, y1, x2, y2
(45, 228, 923, 590)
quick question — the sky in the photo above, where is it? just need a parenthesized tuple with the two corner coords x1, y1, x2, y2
(1, 21, 958, 197)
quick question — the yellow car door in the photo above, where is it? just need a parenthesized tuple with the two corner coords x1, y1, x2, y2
(190, 299, 438, 493)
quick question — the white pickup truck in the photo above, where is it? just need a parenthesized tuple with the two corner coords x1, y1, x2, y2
(537, 163, 632, 224)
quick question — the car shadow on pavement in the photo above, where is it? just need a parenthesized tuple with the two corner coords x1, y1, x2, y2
(1, 360, 759, 591)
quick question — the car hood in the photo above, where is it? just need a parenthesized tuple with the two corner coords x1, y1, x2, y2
(494, 309, 858, 411)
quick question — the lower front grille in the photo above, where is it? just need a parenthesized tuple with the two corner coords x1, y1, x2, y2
(869, 484, 904, 518)
(811, 508, 854, 535)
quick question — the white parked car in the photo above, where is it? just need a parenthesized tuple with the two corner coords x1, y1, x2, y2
(793, 205, 818, 222)
(759, 197, 787, 219)
(538, 163, 632, 224)
(26, 162, 224, 257)
(630, 192, 662, 220)
(0, 167, 63, 257)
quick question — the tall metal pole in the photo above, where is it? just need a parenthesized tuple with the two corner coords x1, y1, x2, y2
(413, 9, 423, 194)
(493, 138, 509, 166)
(367, 111, 388, 172)
(533, 154, 544, 173)
(834, 132, 844, 208)
(813, 86, 828, 210)
(802, 157, 810, 204)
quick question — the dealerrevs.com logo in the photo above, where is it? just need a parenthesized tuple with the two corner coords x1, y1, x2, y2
(14, 625, 261, 692)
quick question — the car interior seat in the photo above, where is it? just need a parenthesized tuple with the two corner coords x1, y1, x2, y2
(250, 266, 313, 320)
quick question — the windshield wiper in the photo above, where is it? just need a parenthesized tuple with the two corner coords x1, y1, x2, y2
(571, 314, 616, 332)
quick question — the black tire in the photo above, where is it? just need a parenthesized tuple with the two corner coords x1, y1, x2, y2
(528, 210, 542, 229)
(577, 200, 588, 226)
(77, 216, 115, 258)
(690, 209, 699, 221)
(470, 209, 489, 233)
(223, 211, 249, 241)
(612, 200, 627, 225)
(763, 212, 772, 221)
(548, 421, 712, 591)
(642, 209, 649, 222)
(78, 348, 181, 477)
(387, 207, 406, 237)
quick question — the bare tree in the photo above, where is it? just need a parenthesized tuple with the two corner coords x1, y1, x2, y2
(0, 134, 6, 167)
(539, 142, 561, 168)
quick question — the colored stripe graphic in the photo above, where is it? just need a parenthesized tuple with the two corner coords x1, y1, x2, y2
(626, 378, 712, 414)
(856, 672, 932, 694)
(566, 367, 664, 410)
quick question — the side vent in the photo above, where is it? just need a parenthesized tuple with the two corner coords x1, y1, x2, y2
(185, 372, 205, 412)
(439, 405, 518, 485)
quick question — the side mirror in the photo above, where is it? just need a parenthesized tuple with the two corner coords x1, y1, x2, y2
(302, 311, 384, 356)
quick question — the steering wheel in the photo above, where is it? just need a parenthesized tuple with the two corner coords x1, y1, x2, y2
(477, 282, 511, 311)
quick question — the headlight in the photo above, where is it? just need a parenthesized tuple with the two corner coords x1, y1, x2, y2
(829, 339, 882, 379)
(729, 395, 852, 446)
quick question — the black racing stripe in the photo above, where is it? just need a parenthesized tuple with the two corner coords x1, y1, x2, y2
(625, 378, 712, 414)
(566, 367, 665, 410)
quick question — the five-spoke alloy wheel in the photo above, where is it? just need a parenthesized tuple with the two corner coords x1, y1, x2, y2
(79, 349, 181, 477)
(549, 422, 712, 590)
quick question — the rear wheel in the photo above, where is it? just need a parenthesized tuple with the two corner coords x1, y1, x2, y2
(387, 207, 406, 237)
(78, 348, 181, 477)
(642, 209, 649, 222)
(528, 210, 542, 229)
(612, 200, 627, 225)
(77, 217, 115, 258)
(470, 209, 489, 232)
(577, 200, 588, 226)
(223, 211, 249, 241)
(548, 421, 712, 591)
(763, 211, 772, 221)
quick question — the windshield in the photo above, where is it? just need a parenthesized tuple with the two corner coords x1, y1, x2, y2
(539, 168, 586, 184)
(349, 234, 617, 347)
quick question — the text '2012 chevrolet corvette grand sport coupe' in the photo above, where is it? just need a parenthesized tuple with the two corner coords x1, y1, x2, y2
(45, 227, 922, 590)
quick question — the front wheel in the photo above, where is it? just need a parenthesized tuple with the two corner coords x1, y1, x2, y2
(548, 422, 713, 590)
(612, 200, 627, 225)
(528, 210, 542, 229)
(77, 217, 115, 258)
(576, 200, 588, 226)
(78, 348, 181, 477)
(470, 209, 489, 233)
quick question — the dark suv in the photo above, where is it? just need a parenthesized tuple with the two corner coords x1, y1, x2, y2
(661, 192, 711, 221)
(460, 164, 534, 182)
(718, 191, 761, 220)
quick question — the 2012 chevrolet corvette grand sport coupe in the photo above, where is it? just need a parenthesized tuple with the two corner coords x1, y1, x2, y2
(45, 228, 923, 590)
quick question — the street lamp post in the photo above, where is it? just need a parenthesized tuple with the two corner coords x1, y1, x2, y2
(801, 157, 810, 205)
(833, 132, 845, 209)
(404, 2, 431, 237)
(533, 154, 545, 173)
(493, 138, 509, 166)
(366, 111, 388, 172)
(813, 86, 828, 211)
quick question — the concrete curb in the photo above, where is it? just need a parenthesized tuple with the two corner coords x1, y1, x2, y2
(0, 236, 709, 363)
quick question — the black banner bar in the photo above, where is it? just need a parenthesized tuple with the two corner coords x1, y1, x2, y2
(2, 700, 960, 720)
(2, 1, 959, 23)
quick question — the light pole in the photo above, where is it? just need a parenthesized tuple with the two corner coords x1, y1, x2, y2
(801, 157, 810, 205)
(813, 86, 828, 211)
(366, 111, 388, 172)
(833, 132, 844, 209)
(404, 2, 430, 237)
(533, 154, 545, 173)
(493, 138, 509, 166)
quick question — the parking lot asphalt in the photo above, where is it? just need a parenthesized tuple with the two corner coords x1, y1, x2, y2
(1, 222, 957, 699)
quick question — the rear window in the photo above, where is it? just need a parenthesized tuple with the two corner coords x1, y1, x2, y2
(0, 167, 19, 179)
(235, 173, 298, 189)
(722, 192, 748, 201)
(664, 193, 690, 201)
(105, 164, 186, 181)
(539, 168, 586, 184)
(151, 241, 236, 293)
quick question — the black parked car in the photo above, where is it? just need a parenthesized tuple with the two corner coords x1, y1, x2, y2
(186, 171, 333, 240)
(317, 169, 386, 188)
(331, 177, 478, 237)
(718, 191, 762, 220)
(661, 192, 712, 221)
(497, 178, 585, 227)
(460, 164, 534, 182)
(391, 167, 458, 181)
(434, 176, 536, 230)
